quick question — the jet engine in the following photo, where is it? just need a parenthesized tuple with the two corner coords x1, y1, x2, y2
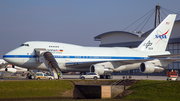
(140, 61, 165, 73)
(5, 68, 17, 73)
(90, 64, 113, 75)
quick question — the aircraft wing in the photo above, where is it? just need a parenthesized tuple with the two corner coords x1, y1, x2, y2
(65, 57, 180, 69)
(65, 59, 152, 68)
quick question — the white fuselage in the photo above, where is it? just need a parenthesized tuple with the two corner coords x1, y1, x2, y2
(3, 41, 151, 72)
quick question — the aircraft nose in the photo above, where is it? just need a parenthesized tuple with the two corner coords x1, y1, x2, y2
(3, 48, 19, 64)
(3, 46, 29, 66)
(3, 51, 14, 63)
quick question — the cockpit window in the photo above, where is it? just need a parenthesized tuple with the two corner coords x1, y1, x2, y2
(20, 44, 29, 46)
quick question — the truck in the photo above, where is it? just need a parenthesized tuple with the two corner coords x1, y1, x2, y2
(167, 70, 178, 81)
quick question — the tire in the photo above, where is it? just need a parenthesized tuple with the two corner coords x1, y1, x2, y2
(49, 78, 52, 80)
(81, 77, 85, 80)
(94, 76, 97, 80)
(29, 75, 32, 79)
(37, 78, 40, 80)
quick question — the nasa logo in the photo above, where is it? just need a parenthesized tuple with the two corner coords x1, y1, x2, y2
(155, 34, 167, 39)
(154, 29, 169, 44)
(155, 29, 169, 39)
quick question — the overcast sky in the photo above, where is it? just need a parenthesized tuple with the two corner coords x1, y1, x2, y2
(1, 0, 180, 58)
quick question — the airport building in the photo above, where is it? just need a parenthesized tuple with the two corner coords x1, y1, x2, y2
(94, 6, 180, 75)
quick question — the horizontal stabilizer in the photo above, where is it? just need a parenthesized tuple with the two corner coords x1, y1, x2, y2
(149, 54, 180, 58)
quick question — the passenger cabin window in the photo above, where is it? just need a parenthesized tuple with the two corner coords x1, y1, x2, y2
(20, 44, 29, 46)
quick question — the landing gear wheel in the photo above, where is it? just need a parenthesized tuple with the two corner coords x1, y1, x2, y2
(108, 75, 111, 79)
(107, 75, 113, 79)
(28, 75, 32, 79)
(100, 75, 112, 79)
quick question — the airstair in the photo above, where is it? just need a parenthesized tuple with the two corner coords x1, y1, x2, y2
(34, 49, 62, 79)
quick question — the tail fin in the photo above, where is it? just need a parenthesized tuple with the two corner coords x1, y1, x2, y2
(137, 14, 176, 51)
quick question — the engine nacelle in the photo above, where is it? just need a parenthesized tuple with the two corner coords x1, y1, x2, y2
(90, 64, 113, 75)
(12, 65, 19, 69)
(5, 68, 17, 73)
(140, 62, 164, 73)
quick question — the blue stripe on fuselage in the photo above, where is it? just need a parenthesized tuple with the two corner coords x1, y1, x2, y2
(3, 55, 36, 58)
(3, 55, 150, 60)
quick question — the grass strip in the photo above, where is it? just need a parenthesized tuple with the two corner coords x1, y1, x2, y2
(124, 80, 180, 101)
(0, 80, 74, 99)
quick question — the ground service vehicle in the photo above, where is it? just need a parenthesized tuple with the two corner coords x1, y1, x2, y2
(35, 72, 54, 80)
(167, 70, 178, 81)
(80, 72, 100, 80)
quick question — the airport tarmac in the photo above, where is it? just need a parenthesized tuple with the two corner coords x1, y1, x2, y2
(63, 75, 179, 81)
(0, 75, 179, 81)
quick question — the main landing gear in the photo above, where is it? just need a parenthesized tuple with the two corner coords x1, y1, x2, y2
(100, 75, 113, 79)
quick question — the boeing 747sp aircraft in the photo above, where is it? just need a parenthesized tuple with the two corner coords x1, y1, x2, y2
(3, 14, 179, 79)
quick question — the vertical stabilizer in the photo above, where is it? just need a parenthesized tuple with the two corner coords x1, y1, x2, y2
(137, 14, 176, 51)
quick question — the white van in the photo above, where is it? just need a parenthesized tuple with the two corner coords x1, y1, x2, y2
(35, 72, 54, 80)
